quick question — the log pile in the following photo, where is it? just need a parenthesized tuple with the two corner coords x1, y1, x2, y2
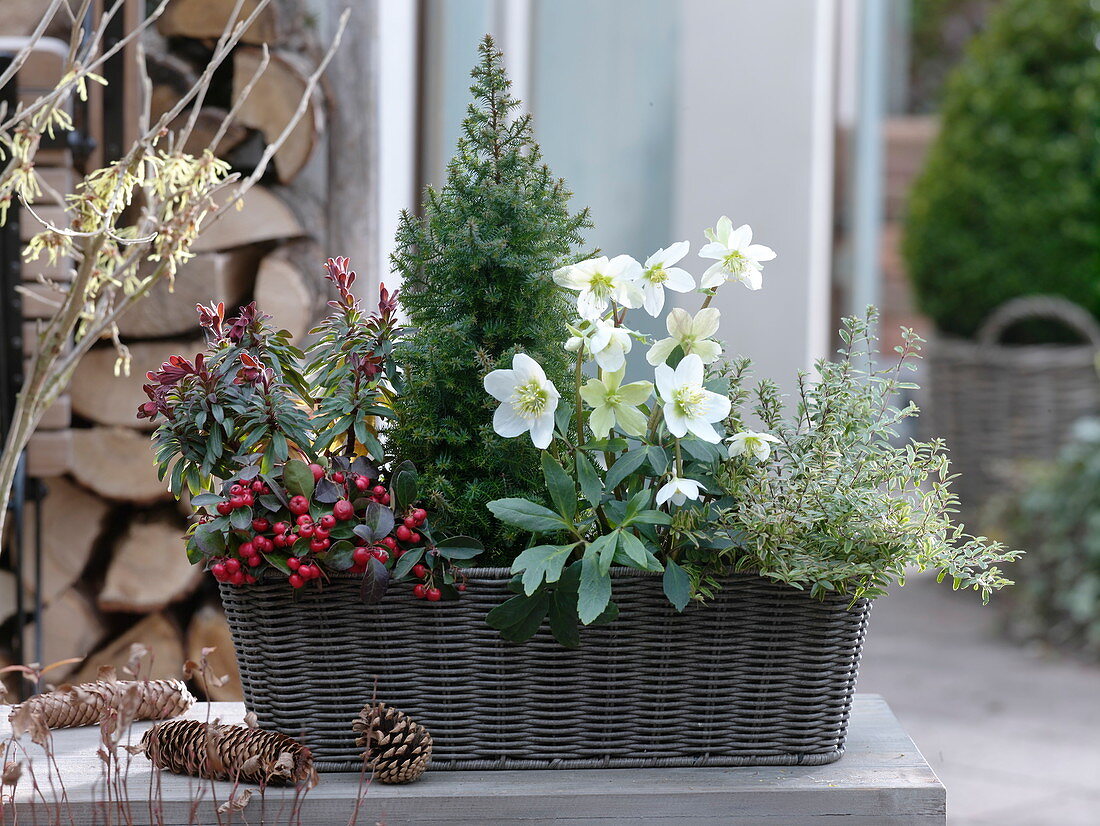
(1, 0, 344, 700)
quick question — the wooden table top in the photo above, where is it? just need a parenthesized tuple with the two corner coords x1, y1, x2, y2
(1, 693, 944, 824)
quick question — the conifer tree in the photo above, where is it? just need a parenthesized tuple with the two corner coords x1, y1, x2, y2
(389, 35, 590, 553)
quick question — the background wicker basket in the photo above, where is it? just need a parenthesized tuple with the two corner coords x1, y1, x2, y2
(921, 295, 1100, 521)
(220, 569, 870, 771)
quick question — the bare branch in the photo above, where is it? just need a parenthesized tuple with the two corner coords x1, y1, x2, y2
(0, 0, 67, 92)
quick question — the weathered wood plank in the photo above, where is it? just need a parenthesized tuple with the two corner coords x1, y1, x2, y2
(0, 695, 945, 824)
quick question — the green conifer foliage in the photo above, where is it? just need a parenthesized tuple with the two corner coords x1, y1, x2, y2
(388, 36, 590, 554)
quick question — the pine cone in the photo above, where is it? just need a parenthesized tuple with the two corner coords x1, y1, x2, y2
(140, 719, 313, 785)
(8, 679, 195, 730)
(352, 702, 432, 784)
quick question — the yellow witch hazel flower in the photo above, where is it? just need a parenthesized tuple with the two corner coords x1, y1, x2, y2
(579, 368, 653, 438)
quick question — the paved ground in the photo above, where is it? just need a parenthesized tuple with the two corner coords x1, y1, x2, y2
(858, 573, 1100, 825)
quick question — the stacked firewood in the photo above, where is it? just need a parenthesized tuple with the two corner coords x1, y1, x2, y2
(0, 0, 343, 698)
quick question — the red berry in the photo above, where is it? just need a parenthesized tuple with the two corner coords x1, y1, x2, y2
(289, 495, 309, 515)
(247, 555, 262, 567)
(381, 537, 397, 551)
(333, 500, 354, 521)
(229, 495, 245, 509)
(309, 463, 325, 481)
(230, 484, 243, 495)
(252, 518, 269, 532)
(373, 485, 387, 497)
(396, 525, 412, 542)
(273, 534, 287, 548)
(304, 564, 321, 579)
(313, 526, 330, 540)
(225, 558, 241, 574)
(355, 477, 370, 491)
(241, 492, 254, 507)
(284, 533, 299, 546)
(273, 522, 289, 535)
(426, 587, 441, 602)
(412, 584, 427, 599)
(372, 548, 390, 564)
(412, 563, 428, 579)
(408, 531, 421, 545)
(299, 524, 315, 538)
(319, 514, 337, 529)
(381, 493, 391, 506)
(457, 583, 467, 592)
(309, 537, 329, 552)
(254, 536, 273, 553)
(216, 501, 232, 516)
(245, 574, 257, 584)
(295, 514, 312, 526)
(287, 557, 301, 571)
(403, 516, 418, 530)
(413, 508, 427, 523)
(353, 547, 371, 566)
(211, 562, 227, 579)
(251, 480, 264, 493)
(289, 574, 304, 588)
(230, 570, 246, 585)
(333, 472, 346, 484)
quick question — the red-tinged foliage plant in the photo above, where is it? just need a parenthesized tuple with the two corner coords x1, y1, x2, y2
(141, 258, 482, 600)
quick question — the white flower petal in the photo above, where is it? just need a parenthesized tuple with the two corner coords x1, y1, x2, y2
(716, 216, 733, 245)
(655, 479, 676, 507)
(529, 412, 556, 449)
(484, 369, 516, 402)
(692, 307, 721, 338)
(698, 390, 731, 421)
(699, 263, 727, 289)
(511, 353, 544, 382)
(662, 240, 690, 266)
(691, 338, 723, 364)
(654, 363, 675, 398)
(588, 404, 615, 439)
(663, 267, 695, 292)
(747, 243, 776, 262)
(686, 418, 720, 443)
(675, 353, 705, 387)
(663, 404, 688, 438)
(729, 224, 752, 249)
(641, 282, 664, 317)
(594, 346, 626, 372)
(698, 241, 727, 261)
(647, 337, 680, 367)
(666, 307, 692, 338)
(494, 403, 529, 438)
(741, 269, 763, 291)
(616, 405, 648, 437)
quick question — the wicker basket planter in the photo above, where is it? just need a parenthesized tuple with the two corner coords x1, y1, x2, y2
(219, 568, 870, 772)
(921, 295, 1100, 516)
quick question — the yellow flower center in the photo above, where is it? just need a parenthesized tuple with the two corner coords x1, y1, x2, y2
(722, 250, 747, 274)
(646, 266, 669, 285)
(673, 385, 708, 419)
(511, 379, 549, 419)
(587, 270, 615, 299)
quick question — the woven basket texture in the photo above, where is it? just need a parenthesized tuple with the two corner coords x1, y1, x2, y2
(921, 296, 1100, 518)
(221, 567, 869, 771)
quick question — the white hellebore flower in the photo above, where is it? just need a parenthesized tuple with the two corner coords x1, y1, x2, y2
(654, 353, 731, 443)
(639, 241, 695, 317)
(646, 307, 723, 366)
(565, 317, 635, 372)
(553, 254, 643, 320)
(579, 368, 653, 438)
(655, 476, 705, 507)
(727, 430, 782, 462)
(698, 216, 776, 291)
(484, 353, 560, 449)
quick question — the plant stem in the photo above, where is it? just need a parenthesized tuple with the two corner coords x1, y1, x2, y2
(574, 343, 585, 450)
(675, 438, 684, 476)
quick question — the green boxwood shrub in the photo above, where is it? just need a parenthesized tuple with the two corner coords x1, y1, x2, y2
(903, 0, 1100, 340)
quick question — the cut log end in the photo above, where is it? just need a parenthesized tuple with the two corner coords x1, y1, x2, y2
(98, 514, 201, 614)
